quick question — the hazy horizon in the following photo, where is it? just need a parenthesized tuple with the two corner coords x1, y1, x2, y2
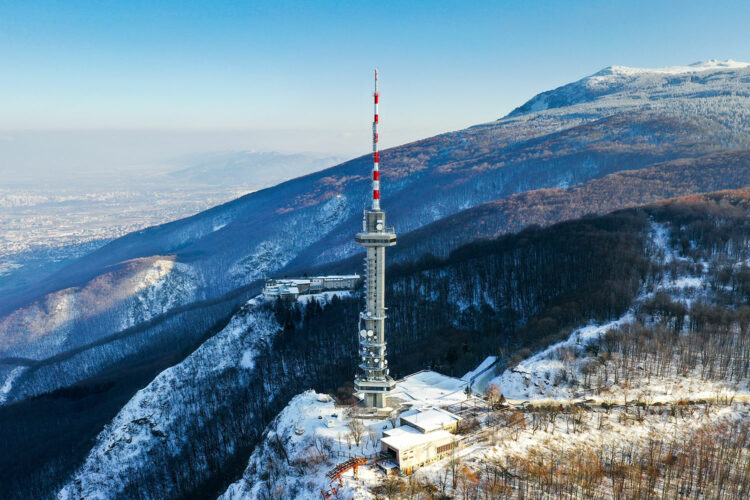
(3, 1, 750, 181)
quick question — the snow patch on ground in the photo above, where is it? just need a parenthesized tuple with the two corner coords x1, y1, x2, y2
(0, 366, 26, 405)
(389, 370, 468, 408)
(220, 391, 387, 500)
(488, 314, 634, 400)
(239, 350, 255, 369)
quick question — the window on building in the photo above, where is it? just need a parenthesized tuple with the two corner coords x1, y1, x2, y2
(436, 443, 453, 455)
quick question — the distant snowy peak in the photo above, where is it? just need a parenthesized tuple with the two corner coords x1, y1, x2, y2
(508, 59, 750, 118)
(597, 59, 750, 77)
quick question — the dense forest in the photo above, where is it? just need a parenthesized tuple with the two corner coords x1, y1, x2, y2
(390, 149, 750, 263)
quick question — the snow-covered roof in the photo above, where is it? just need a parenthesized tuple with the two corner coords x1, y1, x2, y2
(400, 408, 460, 433)
(270, 275, 359, 285)
(381, 426, 454, 451)
(389, 370, 468, 408)
(278, 279, 311, 285)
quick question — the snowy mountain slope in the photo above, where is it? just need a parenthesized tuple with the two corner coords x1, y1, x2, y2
(5, 61, 750, 393)
(0, 256, 200, 360)
(485, 218, 740, 403)
(284, 60, 750, 271)
(56, 291, 357, 500)
(389, 148, 750, 263)
(510, 59, 750, 123)
(38, 188, 750, 500)
(57, 297, 282, 500)
(47, 210, 654, 499)
(0, 257, 204, 404)
(221, 193, 750, 500)
(220, 391, 375, 500)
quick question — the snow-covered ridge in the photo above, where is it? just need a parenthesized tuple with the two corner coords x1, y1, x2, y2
(57, 298, 280, 500)
(597, 59, 749, 77)
(508, 58, 750, 119)
(0, 256, 200, 361)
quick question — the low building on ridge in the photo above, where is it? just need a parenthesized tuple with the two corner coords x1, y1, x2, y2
(262, 275, 359, 301)
(380, 425, 457, 475)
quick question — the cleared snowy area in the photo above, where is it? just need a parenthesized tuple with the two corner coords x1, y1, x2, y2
(488, 314, 634, 401)
(388, 370, 468, 408)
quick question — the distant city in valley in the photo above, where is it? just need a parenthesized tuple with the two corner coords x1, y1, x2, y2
(0, 151, 343, 293)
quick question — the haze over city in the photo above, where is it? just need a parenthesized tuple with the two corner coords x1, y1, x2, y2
(2, 0, 749, 177)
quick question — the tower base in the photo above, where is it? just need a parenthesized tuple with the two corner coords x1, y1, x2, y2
(355, 377, 396, 409)
(365, 392, 387, 408)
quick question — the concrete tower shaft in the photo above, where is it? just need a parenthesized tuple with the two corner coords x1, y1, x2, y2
(354, 69, 396, 408)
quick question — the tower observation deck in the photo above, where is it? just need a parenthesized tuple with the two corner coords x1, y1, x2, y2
(354, 69, 396, 408)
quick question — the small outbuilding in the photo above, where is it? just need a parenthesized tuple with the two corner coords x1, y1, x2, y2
(399, 408, 461, 433)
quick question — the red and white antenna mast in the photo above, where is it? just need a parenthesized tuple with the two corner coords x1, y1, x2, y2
(354, 69, 396, 408)
(372, 68, 380, 210)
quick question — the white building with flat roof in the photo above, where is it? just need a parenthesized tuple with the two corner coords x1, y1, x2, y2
(380, 425, 457, 474)
(376, 373, 465, 475)
(399, 408, 461, 434)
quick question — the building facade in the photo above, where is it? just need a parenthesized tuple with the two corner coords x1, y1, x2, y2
(381, 426, 457, 475)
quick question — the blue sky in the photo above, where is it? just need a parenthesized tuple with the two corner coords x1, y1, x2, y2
(1, 0, 749, 160)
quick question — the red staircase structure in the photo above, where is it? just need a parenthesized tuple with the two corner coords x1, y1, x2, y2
(321, 456, 368, 498)
(327, 457, 368, 484)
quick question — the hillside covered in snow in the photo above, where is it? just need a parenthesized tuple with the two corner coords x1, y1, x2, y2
(4, 189, 742, 499)
(218, 192, 750, 500)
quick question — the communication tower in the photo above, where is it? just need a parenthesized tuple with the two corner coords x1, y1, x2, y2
(354, 69, 397, 408)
